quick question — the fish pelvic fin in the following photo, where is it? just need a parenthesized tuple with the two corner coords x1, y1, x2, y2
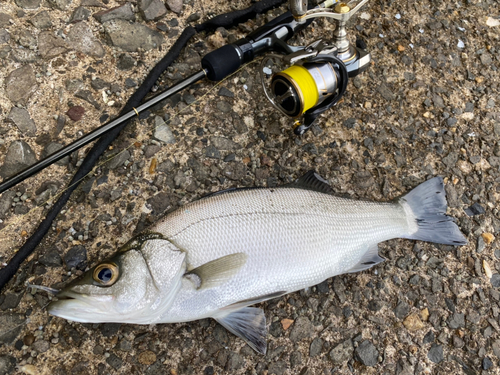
(184, 253, 248, 290)
(399, 177, 467, 246)
(211, 291, 286, 354)
(346, 243, 384, 273)
(214, 307, 267, 354)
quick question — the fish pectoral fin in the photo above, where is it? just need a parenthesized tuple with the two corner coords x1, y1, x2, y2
(224, 290, 287, 310)
(184, 253, 248, 290)
(214, 307, 267, 354)
(346, 243, 385, 273)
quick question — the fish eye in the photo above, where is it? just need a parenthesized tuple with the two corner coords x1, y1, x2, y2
(93, 263, 119, 286)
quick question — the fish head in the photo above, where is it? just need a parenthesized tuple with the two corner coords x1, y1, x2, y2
(48, 234, 186, 324)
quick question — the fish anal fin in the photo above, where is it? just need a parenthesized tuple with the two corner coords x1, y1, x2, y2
(185, 253, 247, 290)
(346, 243, 384, 273)
(287, 170, 334, 194)
(215, 307, 267, 354)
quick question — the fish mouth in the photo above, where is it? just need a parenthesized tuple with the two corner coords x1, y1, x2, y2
(54, 290, 87, 301)
(47, 291, 113, 323)
(55, 289, 113, 303)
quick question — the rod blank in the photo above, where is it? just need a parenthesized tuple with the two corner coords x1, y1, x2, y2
(0, 70, 207, 195)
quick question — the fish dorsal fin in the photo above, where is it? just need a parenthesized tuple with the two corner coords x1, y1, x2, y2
(287, 170, 334, 194)
(204, 171, 332, 198)
(185, 253, 248, 290)
(346, 244, 385, 273)
(203, 186, 258, 199)
(215, 307, 267, 354)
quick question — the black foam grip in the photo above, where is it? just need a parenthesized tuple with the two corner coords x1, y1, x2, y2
(202, 44, 242, 81)
(195, 0, 286, 32)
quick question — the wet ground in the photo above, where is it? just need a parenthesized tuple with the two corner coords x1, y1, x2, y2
(0, 0, 499, 374)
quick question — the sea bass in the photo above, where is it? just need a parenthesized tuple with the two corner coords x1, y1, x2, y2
(48, 172, 466, 353)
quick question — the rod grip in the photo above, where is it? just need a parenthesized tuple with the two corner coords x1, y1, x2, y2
(202, 44, 242, 81)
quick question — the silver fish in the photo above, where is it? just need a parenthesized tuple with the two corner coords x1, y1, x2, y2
(48, 172, 466, 353)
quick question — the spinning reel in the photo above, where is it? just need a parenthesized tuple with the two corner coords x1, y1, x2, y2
(261, 0, 371, 135)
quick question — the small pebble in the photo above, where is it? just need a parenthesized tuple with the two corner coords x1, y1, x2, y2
(149, 158, 157, 174)
(465, 203, 485, 216)
(484, 261, 493, 279)
(483, 357, 493, 370)
(427, 344, 444, 363)
(66, 106, 85, 121)
(138, 350, 156, 365)
(491, 274, 500, 288)
(281, 318, 294, 330)
(420, 308, 429, 322)
(403, 314, 425, 331)
(486, 17, 500, 27)
(477, 236, 486, 253)
(355, 340, 378, 366)
(482, 233, 495, 244)
(23, 334, 35, 346)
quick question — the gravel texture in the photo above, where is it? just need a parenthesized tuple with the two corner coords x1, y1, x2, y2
(0, 0, 499, 374)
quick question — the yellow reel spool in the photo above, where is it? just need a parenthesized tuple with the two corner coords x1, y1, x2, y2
(274, 65, 319, 116)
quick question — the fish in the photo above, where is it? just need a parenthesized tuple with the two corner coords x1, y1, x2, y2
(47, 171, 467, 354)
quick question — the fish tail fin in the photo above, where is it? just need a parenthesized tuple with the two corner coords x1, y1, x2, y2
(399, 177, 467, 246)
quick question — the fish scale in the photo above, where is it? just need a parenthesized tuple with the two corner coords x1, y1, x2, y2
(152, 188, 409, 323)
(48, 173, 467, 354)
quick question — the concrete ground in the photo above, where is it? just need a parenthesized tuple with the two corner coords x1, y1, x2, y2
(0, 0, 499, 374)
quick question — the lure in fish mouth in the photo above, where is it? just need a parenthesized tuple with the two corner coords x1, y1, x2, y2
(47, 172, 467, 354)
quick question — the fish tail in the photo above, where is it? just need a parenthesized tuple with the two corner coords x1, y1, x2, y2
(399, 177, 467, 246)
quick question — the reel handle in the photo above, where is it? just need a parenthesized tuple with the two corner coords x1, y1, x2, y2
(289, 0, 369, 23)
(289, 0, 370, 67)
(289, 0, 308, 17)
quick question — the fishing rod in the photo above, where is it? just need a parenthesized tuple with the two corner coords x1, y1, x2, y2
(0, 0, 370, 196)
(0, 0, 372, 291)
